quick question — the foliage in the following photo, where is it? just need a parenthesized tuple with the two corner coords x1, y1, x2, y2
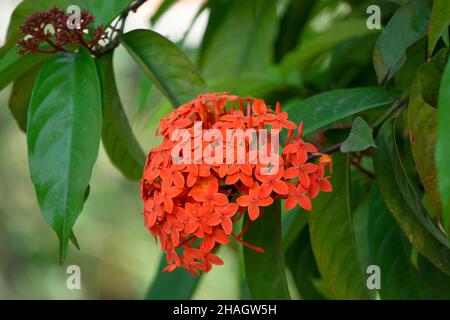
(1, 0, 450, 300)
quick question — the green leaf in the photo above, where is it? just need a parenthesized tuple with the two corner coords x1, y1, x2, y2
(8, 64, 42, 132)
(284, 87, 394, 136)
(282, 208, 308, 251)
(309, 153, 370, 299)
(428, 0, 450, 57)
(27, 48, 102, 262)
(340, 116, 377, 152)
(274, 0, 315, 62)
(436, 52, 450, 235)
(374, 118, 450, 275)
(285, 227, 325, 300)
(368, 184, 422, 299)
(198, 0, 277, 80)
(120, 29, 208, 107)
(369, 184, 450, 299)
(282, 19, 378, 73)
(99, 52, 145, 181)
(6, 0, 133, 42)
(373, 0, 431, 83)
(0, 42, 49, 91)
(408, 51, 449, 220)
(145, 255, 201, 300)
(243, 199, 291, 299)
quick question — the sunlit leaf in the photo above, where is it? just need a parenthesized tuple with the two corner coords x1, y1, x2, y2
(428, 0, 450, 57)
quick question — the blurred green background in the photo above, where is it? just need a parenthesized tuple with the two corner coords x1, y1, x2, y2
(0, 0, 239, 299)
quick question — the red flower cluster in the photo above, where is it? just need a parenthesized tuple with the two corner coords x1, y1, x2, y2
(17, 7, 107, 56)
(141, 93, 332, 275)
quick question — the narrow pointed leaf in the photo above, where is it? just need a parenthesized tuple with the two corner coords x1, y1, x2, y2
(428, 0, 450, 57)
(436, 53, 450, 235)
(27, 48, 102, 261)
(99, 52, 145, 181)
(120, 29, 208, 107)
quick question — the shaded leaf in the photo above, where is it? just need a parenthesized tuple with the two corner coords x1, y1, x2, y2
(145, 254, 200, 300)
(27, 48, 102, 261)
(374, 118, 450, 275)
(8, 64, 42, 131)
(284, 87, 394, 136)
(408, 51, 449, 220)
(282, 19, 378, 73)
(436, 52, 450, 235)
(0, 42, 48, 91)
(428, 0, 450, 57)
(120, 29, 208, 107)
(340, 116, 377, 152)
(243, 199, 291, 299)
(199, 0, 277, 80)
(309, 153, 370, 299)
(99, 51, 145, 181)
(373, 0, 431, 83)
(285, 227, 324, 300)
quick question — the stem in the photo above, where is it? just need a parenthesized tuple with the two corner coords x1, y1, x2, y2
(99, 0, 148, 56)
(350, 158, 375, 179)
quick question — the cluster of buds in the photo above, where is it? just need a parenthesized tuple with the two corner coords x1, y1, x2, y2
(141, 93, 332, 275)
(17, 7, 107, 56)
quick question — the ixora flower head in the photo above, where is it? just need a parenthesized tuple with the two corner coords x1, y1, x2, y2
(17, 6, 107, 56)
(141, 92, 332, 275)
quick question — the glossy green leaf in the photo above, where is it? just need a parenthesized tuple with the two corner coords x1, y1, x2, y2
(145, 255, 201, 300)
(282, 19, 377, 72)
(27, 48, 102, 261)
(428, 0, 450, 57)
(284, 87, 394, 135)
(373, 0, 431, 83)
(340, 116, 376, 152)
(243, 199, 291, 299)
(8, 64, 42, 132)
(374, 119, 450, 275)
(199, 0, 277, 80)
(436, 53, 450, 235)
(0, 42, 48, 91)
(309, 153, 370, 299)
(6, 0, 133, 42)
(99, 52, 145, 181)
(120, 29, 208, 107)
(408, 51, 448, 220)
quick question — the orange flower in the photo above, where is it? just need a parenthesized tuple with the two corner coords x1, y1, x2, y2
(237, 184, 274, 220)
(141, 92, 332, 275)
